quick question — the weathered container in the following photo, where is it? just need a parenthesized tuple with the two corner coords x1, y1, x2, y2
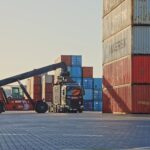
(26, 76, 42, 100)
(94, 90, 102, 101)
(83, 78, 93, 89)
(103, 0, 132, 40)
(103, 56, 150, 88)
(72, 78, 82, 86)
(42, 75, 53, 102)
(84, 101, 93, 111)
(82, 67, 93, 78)
(103, 85, 150, 114)
(71, 55, 82, 66)
(93, 78, 102, 90)
(103, 56, 131, 87)
(103, 0, 125, 16)
(70, 66, 82, 78)
(103, 0, 150, 40)
(42, 74, 54, 84)
(83, 89, 93, 100)
(103, 26, 150, 64)
(55, 55, 72, 66)
(94, 101, 102, 111)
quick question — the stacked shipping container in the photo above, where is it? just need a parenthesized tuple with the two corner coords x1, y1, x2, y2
(42, 74, 54, 103)
(82, 67, 93, 111)
(54, 55, 103, 111)
(26, 76, 42, 100)
(103, 0, 150, 113)
(93, 78, 102, 111)
(55, 55, 82, 85)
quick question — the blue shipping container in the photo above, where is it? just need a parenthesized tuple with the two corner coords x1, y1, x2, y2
(83, 89, 93, 100)
(72, 78, 82, 86)
(71, 55, 82, 66)
(84, 101, 93, 111)
(94, 90, 102, 101)
(93, 78, 102, 90)
(67, 66, 71, 74)
(70, 66, 82, 78)
(83, 78, 93, 89)
(94, 101, 102, 111)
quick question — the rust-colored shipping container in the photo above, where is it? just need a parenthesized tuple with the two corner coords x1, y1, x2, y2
(26, 76, 42, 100)
(132, 56, 150, 83)
(82, 67, 93, 78)
(103, 56, 131, 88)
(42, 83, 53, 102)
(103, 85, 150, 114)
(42, 74, 54, 102)
(55, 55, 72, 66)
(103, 55, 150, 88)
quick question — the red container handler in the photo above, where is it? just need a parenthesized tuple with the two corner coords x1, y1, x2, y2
(82, 67, 93, 78)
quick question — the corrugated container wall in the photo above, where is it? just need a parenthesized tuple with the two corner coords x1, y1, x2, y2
(71, 55, 82, 66)
(42, 74, 54, 102)
(94, 101, 102, 111)
(103, 0, 150, 40)
(103, 55, 150, 88)
(83, 89, 93, 101)
(93, 78, 102, 90)
(84, 101, 93, 111)
(103, 85, 150, 114)
(103, 0, 150, 114)
(83, 78, 93, 89)
(103, 0, 125, 16)
(103, 26, 150, 64)
(55, 55, 72, 66)
(82, 67, 93, 78)
(94, 90, 102, 101)
(70, 66, 82, 78)
(26, 76, 42, 100)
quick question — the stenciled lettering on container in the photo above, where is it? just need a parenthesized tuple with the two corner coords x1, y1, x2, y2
(111, 39, 126, 53)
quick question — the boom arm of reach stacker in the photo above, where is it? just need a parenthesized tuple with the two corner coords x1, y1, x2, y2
(0, 62, 68, 87)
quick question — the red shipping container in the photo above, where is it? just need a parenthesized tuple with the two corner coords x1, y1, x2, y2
(103, 56, 131, 88)
(103, 55, 150, 88)
(82, 67, 93, 78)
(132, 85, 150, 114)
(132, 56, 150, 83)
(103, 85, 150, 114)
(42, 83, 53, 102)
(55, 55, 72, 66)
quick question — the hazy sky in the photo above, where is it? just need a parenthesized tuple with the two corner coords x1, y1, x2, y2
(0, 0, 103, 80)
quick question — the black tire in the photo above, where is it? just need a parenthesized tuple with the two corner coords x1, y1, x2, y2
(0, 102, 5, 113)
(35, 101, 48, 113)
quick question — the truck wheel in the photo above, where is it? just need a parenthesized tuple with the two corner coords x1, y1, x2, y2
(35, 101, 48, 113)
(0, 102, 5, 113)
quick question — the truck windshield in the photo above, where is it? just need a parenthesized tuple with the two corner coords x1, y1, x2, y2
(66, 87, 81, 96)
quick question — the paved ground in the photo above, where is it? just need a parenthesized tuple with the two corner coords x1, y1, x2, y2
(0, 111, 150, 150)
